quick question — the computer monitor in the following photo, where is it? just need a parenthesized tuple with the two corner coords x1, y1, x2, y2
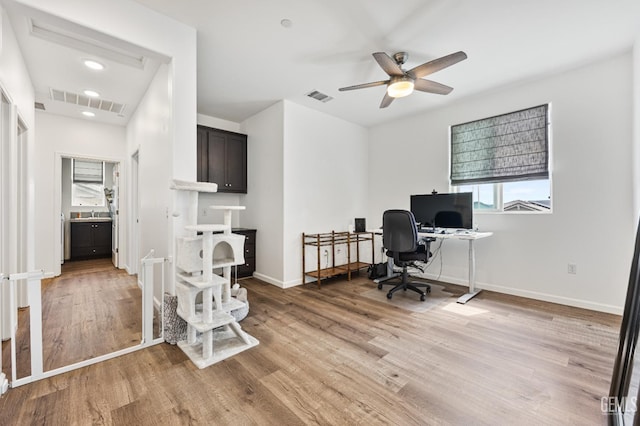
(410, 192, 473, 230)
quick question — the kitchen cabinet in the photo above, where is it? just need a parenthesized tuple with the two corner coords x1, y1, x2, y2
(197, 126, 247, 193)
(70, 220, 112, 260)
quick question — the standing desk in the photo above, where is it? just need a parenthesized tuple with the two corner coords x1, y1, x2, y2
(374, 229, 492, 304)
(419, 231, 492, 303)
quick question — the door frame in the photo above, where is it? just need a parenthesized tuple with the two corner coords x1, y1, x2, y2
(129, 149, 140, 275)
(53, 152, 124, 276)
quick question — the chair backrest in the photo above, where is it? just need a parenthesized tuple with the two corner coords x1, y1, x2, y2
(382, 210, 418, 253)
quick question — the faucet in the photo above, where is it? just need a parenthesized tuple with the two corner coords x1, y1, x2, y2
(91, 209, 95, 218)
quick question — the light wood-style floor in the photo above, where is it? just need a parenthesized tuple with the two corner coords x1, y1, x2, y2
(2, 258, 142, 380)
(0, 270, 621, 425)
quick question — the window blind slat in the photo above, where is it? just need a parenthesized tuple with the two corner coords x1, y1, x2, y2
(450, 104, 549, 185)
(73, 159, 104, 183)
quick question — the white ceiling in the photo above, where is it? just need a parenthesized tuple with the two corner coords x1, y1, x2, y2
(6, 0, 640, 128)
(3, 1, 166, 126)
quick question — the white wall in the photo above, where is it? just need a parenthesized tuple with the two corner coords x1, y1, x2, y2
(241, 102, 285, 284)
(34, 112, 126, 274)
(125, 63, 171, 289)
(368, 52, 635, 313)
(241, 101, 368, 287)
(634, 38, 640, 223)
(0, 3, 36, 273)
(283, 101, 369, 286)
(0, 5, 35, 344)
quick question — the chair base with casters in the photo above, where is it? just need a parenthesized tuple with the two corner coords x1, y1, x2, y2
(378, 245, 431, 301)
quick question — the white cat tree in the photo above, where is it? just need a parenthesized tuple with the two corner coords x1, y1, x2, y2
(171, 180, 258, 368)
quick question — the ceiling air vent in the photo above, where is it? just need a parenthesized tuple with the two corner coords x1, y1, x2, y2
(34, 102, 45, 110)
(49, 88, 126, 115)
(306, 90, 333, 103)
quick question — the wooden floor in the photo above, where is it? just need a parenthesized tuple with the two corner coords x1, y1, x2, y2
(2, 258, 142, 380)
(0, 272, 621, 425)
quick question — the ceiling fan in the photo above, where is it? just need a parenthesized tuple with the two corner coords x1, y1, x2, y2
(338, 51, 467, 108)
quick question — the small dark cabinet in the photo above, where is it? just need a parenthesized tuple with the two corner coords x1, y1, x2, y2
(197, 126, 247, 193)
(70, 221, 112, 260)
(199, 228, 257, 278)
(234, 229, 256, 279)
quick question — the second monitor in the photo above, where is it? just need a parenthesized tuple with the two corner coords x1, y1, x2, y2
(410, 192, 473, 230)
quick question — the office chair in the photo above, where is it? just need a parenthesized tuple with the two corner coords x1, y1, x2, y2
(379, 209, 431, 301)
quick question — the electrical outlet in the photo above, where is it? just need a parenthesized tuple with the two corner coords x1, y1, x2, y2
(568, 263, 577, 274)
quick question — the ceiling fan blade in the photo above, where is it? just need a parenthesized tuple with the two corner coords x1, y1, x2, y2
(379, 93, 395, 108)
(339, 80, 389, 91)
(414, 79, 454, 95)
(408, 51, 467, 79)
(373, 52, 404, 77)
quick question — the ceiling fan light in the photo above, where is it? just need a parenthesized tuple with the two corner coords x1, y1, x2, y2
(387, 77, 414, 98)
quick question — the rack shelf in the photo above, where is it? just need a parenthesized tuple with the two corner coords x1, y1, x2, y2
(302, 231, 374, 288)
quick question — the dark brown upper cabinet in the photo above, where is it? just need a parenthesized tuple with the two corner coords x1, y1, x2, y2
(197, 125, 247, 193)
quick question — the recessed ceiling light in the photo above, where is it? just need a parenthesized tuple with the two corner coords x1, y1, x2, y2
(82, 111, 95, 117)
(83, 59, 104, 70)
(280, 18, 293, 28)
(83, 89, 100, 98)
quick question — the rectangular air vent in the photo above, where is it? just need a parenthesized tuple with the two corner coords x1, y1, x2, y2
(34, 102, 45, 110)
(49, 88, 126, 115)
(306, 90, 333, 103)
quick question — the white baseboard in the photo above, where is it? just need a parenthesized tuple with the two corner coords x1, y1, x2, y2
(420, 272, 623, 315)
(251, 272, 284, 288)
(251, 272, 304, 289)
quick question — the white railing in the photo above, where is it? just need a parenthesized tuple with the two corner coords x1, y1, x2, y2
(0, 273, 8, 394)
(140, 250, 167, 344)
(7, 270, 49, 388)
(2, 251, 167, 390)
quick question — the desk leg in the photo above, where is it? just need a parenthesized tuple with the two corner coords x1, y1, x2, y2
(457, 239, 482, 304)
(374, 256, 399, 284)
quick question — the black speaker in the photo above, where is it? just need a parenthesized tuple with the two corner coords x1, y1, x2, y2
(355, 218, 366, 233)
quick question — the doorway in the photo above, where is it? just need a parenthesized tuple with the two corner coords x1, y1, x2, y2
(43, 154, 141, 371)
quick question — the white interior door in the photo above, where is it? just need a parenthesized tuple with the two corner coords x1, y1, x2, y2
(112, 163, 120, 267)
(130, 151, 139, 274)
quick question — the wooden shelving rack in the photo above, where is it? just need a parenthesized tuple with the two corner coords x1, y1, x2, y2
(302, 231, 374, 288)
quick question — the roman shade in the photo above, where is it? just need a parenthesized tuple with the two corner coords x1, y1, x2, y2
(73, 159, 104, 183)
(450, 104, 549, 185)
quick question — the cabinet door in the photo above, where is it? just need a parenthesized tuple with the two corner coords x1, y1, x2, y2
(225, 134, 247, 193)
(197, 127, 209, 182)
(93, 223, 112, 249)
(71, 222, 93, 248)
(206, 132, 226, 185)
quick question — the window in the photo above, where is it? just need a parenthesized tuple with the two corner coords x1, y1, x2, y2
(450, 104, 551, 212)
(72, 159, 105, 207)
(457, 179, 551, 212)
